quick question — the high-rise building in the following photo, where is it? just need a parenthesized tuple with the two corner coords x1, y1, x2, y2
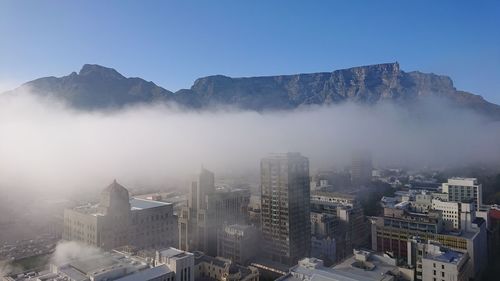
(351, 150, 372, 187)
(63, 180, 178, 250)
(260, 153, 310, 266)
(178, 168, 250, 256)
(442, 178, 483, 210)
(197, 168, 215, 210)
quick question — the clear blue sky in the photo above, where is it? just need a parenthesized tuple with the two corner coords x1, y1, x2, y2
(1, 1, 499, 103)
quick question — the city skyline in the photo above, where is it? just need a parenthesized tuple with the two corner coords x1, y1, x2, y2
(1, 2, 499, 280)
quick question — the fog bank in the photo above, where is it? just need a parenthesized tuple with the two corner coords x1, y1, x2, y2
(0, 92, 499, 195)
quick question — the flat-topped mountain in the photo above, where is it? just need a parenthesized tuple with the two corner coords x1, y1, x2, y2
(5, 63, 500, 119)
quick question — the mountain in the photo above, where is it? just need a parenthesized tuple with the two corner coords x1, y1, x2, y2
(181, 63, 500, 116)
(7, 64, 173, 109)
(5, 63, 500, 119)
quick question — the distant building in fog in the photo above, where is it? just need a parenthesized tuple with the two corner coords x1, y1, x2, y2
(351, 150, 372, 186)
(178, 168, 250, 256)
(63, 180, 178, 250)
(260, 153, 310, 266)
(218, 224, 259, 265)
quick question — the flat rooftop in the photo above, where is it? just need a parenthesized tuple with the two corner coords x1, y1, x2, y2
(71, 198, 172, 215)
(158, 247, 192, 260)
(424, 249, 465, 265)
(130, 198, 171, 210)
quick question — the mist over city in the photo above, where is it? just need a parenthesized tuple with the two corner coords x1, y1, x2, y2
(1, 1, 500, 281)
(1, 91, 499, 196)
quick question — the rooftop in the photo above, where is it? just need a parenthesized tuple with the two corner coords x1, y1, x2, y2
(423, 244, 466, 265)
(281, 258, 398, 281)
(425, 251, 464, 264)
(311, 191, 356, 201)
(71, 197, 172, 215)
(115, 265, 171, 281)
(9, 250, 161, 281)
(158, 247, 192, 260)
(130, 198, 172, 210)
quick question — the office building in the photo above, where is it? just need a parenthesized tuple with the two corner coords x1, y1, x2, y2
(178, 169, 250, 256)
(260, 153, 311, 266)
(310, 191, 367, 261)
(63, 180, 178, 250)
(217, 224, 259, 265)
(442, 178, 483, 210)
(431, 199, 477, 232)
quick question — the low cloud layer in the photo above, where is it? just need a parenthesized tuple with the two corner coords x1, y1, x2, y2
(0, 92, 499, 195)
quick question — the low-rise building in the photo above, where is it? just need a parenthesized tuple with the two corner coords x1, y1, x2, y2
(2, 248, 174, 281)
(155, 248, 195, 281)
(193, 252, 259, 281)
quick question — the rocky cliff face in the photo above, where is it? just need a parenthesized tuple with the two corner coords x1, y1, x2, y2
(183, 63, 457, 108)
(5, 63, 500, 119)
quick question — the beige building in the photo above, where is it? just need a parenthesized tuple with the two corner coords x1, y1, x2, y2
(431, 199, 476, 232)
(63, 180, 178, 250)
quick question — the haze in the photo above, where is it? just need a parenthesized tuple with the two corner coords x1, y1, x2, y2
(1, 90, 499, 197)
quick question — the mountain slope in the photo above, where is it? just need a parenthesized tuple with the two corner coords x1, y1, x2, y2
(5, 63, 500, 119)
(8, 64, 173, 109)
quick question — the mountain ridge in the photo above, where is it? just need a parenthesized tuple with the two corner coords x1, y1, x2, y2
(4, 62, 500, 119)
